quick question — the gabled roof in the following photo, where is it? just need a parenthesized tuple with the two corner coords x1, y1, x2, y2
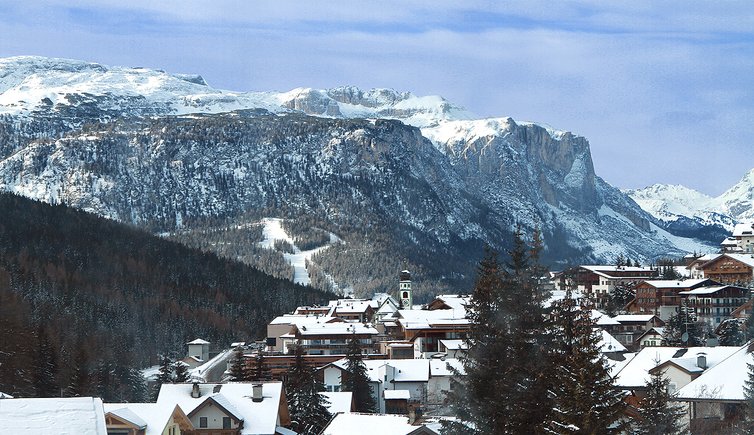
(675, 343, 752, 402)
(106, 407, 148, 429)
(598, 329, 627, 353)
(732, 223, 754, 238)
(156, 382, 285, 435)
(187, 338, 210, 345)
(701, 253, 754, 269)
(1, 397, 108, 435)
(635, 327, 664, 342)
(187, 393, 244, 423)
(105, 403, 192, 435)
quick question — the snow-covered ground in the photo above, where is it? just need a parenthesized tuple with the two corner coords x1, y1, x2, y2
(257, 217, 342, 286)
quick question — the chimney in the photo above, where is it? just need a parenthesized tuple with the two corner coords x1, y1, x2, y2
(191, 382, 201, 398)
(697, 353, 707, 369)
(252, 383, 263, 402)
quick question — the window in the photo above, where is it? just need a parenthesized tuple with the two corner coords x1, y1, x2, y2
(223, 417, 232, 429)
(199, 416, 208, 428)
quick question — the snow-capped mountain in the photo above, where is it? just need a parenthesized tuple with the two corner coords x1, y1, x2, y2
(0, 56, 717, 289)
(626, 168, 754, 235)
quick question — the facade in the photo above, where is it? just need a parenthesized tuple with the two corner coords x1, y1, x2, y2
(280, 322, 380, 356)
(265, 315, 343, 353)
(732, 223, 754, 253)
(679, 285, 749, 327)
(633, 279, 715, 320)
(602, 314, 664, 349)
(560, 265, 658, 309)
(699, 254, 754, 287)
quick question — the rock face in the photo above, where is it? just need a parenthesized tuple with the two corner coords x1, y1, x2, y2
(0, 56, 711, 285)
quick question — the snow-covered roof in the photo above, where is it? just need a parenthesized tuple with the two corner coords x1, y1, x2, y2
(395, 309, 469, 330)
(429, 358, 465, 377)
(321, 392, 352, 414)
(598, 330, 627, 353)
(105, 406, 148, 429)
(104, 403, 174, 435)
(0, 397, 107, 435)
(612, 314, 657, 323)
(720, 254, 754, 268)
(439, 339, 468, 351)
(591, 310, 620, 326)
(384, 390, 411, 400)
(321, 412, 438, 435)
(331, 300, 373, 314)
(675, 344, 752, 401)
(156, 382, 284, 435)
(331, 358, 431, 383)
(187, 338, 210, 345)
(679, 285, 744, 296)
(429, 295, 470, 311)
(268, 314, 340, 326)
(641, 279, 709, 289)
(0, 392, 13, 399)
(580, 265, 656, 279)
(614, 346, 740, 389)
(292, 322, 379, 336)
(732, 223, 754, 237)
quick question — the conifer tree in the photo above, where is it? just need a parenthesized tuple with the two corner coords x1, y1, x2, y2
(66, 347, 91, 397)
(286, 345, 331, 435)
(444, 229, 554, 434)
(250, 351, 272, 382)
(717, 318, 746, 346)
(549, 292, 627, 434)
(152, 354, 174, 400)
(635, 367, 686, 434)
(343, 336, 376, 413)
(663, 308, 705, 346)
(173, 360, 190, 383)
(229, 346, 248, 381)
(32, 326, 59, 397)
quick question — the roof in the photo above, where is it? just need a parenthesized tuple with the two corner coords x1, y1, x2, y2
(438, 339, 468, 351)
(613, 346, 740, 389)
(293, 322, 379, 336)
(732, 223, 754, 237)
(321, 392, 352, 414)
(0, 397, 107, 435)
(104, 403, 179, 435)
(428, 295, 470, 311)
(331, 358, 431, 383)
(612, 314, 656, 323)
(591, 310, 620, 326)
(332, 300, 373, 314)
(598, 330, 627, 353)
(156, 382, 284, 435)
(384, 390, 411, 400)
(679, 285, 747, 296)
(187, 338, 210, 345)
(321, 413, 438, 435)
(268, 314, 340, 326)
(675, 344, 752, 402)
(640, 279, 710, 289)
(105, 407, 148, 429)
(702, 253, 754, 269)
(429, 358, 465, 377)
(394, 309, 469, 330)
(580, 265, 656, 279)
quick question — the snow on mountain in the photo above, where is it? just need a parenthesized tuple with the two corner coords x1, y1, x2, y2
(626, 168, 754, 230)
(0, 55, 714, 265)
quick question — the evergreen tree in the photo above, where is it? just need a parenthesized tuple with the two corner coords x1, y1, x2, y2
(286, 345, 331, 435)
(343, 336, 376, 413)
(549, 292, 627, 434)
(635, 367, 686, 434)
(250, 351, 272, 382)
(663, 307, 705, 346)
(718, 318, 747, 346)
(32, 326, 59, 397)
(124, 367, 148, 402)
(444, 229, 554, 434)
(604, 282, 635, 317)
(740, 349, 754, 434)
(228, 346, 248, 381)
(66, 347, 91, 397)
(152, 354, 174, 400)
(173, 360, 190, 383)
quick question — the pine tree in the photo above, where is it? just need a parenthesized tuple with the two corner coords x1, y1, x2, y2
(635, 366, 686, 434)
(717, 318, 746, 346)
(32, 326, 59, 397)
(444, 229, 554, 434)
(173, 360, 190, 383)
(286, 345, 331, 434)
(66, 347, 91, 397)
(343, 336, 376, 413)
(663, 307, 705, 346)
(250, 351, 272, 382)
(549, 292, 627, 434)
(152, 354, 174, 400)
(229, 346, 248, 381)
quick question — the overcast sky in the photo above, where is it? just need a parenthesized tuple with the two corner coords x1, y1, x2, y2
(1, 1, 752, 195)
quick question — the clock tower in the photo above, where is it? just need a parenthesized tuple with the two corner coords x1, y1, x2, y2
(399, 270, 412, 309)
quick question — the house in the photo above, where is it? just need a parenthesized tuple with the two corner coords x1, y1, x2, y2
(633, 279, 716, 320)
(558, 265, 658, 309)
(686, 254, 721, 279)
(320, 412, 439, 435)
(635, 327, 664, 348)
(388, 299, 470, 358)
(187, 339, 211, 366)
(679, 284, 750, 327)
(106, 382, 291, 435)
(732, 223, 754, 253)
(328, 299, 375, 323)
(279, 322, 380, 355)
(602, 314, 664, 349)
(698, 253, 754, 286)
(674, 343, 752, 433)
(437, 339, 467, 358)
(427, 358, 465, 406)
(266, 315, 343, 353)
(373, 293, 401, 321)
(0, 397, 108, 435)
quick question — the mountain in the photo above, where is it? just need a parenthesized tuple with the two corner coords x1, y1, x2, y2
(0, 191, 333, 398)
(626, 169, 754, 244)
(0, 56, 713, 297)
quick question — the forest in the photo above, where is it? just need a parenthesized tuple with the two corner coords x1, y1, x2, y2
(0, 192, 334, 400)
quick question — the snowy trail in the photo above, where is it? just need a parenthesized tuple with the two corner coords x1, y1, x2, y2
(258, 218, 342, 286)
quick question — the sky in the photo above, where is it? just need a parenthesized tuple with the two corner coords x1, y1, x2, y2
(0, 1, 752, 196)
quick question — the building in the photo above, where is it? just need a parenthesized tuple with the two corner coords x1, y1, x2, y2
(266, 315, 343, 353)
(698, 254, 754, 286)
(187, 339, 211, 365)
(633, 279, 716, 320)
(558, 265, 658, 308)
(635, 327, 664, 348)
(105, 382, 292, 435)
(678, 284, 749, 327)
(602, 314, 664, 349)
(686, 254, 721, 279)
(732, 223, 754, 253)
(280, 322, 380, 356)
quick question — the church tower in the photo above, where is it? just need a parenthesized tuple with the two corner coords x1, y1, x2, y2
(399, 270, 412, 309)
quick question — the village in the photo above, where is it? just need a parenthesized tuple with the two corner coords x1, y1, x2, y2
(3, 223, 754, 434)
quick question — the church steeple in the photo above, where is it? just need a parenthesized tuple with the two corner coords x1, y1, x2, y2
(399, 270, 412, 309)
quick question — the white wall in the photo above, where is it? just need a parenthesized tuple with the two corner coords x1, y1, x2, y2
(189, 403, 239, 430)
